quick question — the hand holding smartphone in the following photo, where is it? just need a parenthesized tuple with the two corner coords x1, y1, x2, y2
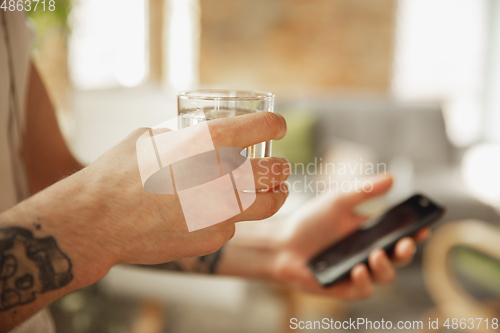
(308, 194, 445, 287)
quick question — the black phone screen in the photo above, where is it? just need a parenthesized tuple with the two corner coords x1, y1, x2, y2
(309, 194, 445, 286)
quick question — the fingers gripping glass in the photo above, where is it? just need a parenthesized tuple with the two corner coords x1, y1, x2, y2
(177, 90, 275, 158)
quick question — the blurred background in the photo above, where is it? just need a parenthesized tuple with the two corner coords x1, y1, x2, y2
(30, 0, 500, 332)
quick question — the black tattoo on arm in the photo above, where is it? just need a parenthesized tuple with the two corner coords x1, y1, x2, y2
(0, 227, 73, 311)
(146, 246, 225, 274)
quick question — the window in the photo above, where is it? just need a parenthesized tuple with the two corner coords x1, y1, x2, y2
(69, 0, 148, 89)
(392, 0, 488, 146)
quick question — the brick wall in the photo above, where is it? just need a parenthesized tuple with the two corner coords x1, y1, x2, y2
(199, 0, 396, 92)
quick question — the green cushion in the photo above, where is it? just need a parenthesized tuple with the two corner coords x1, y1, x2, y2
(272, 109, 317, 166)
(453, 246, 500, 295)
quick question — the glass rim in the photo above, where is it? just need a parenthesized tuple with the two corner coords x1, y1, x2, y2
(177, 89, 274, 101)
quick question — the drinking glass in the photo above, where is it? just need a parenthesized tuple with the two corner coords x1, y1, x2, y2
(177, 89, 274, 158)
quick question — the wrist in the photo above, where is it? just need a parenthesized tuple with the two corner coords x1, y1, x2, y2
(8, 171, 118, 287)
(165, 247, 226, 274)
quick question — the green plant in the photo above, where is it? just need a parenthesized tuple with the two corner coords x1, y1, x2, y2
(27, 0, 72, 43)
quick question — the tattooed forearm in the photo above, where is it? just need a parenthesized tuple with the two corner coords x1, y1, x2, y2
(0, 227, 72, 311)
(147, 246, 225, 274)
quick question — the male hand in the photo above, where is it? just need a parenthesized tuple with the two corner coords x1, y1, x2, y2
(46, 112, 289, 271)
(269, 175, 429, 299)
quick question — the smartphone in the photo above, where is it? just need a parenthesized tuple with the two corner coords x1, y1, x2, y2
(308, 194, 445, 287)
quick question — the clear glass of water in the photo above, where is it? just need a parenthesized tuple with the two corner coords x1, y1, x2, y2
(177, 90, 275, 158)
